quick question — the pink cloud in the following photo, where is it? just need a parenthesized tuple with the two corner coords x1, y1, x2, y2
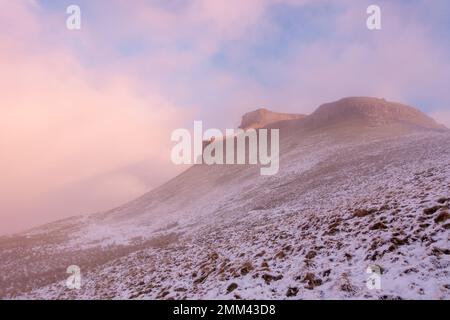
(0, 2, 189, 234)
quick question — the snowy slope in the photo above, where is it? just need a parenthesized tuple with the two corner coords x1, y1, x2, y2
(1, 97, 449, 300)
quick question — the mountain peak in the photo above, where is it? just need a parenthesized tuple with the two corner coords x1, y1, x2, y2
(306, 97, 445, 130)
(239, 108, 305, 130)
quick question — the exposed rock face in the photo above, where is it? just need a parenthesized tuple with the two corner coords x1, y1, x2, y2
(239, 108, 305, 130)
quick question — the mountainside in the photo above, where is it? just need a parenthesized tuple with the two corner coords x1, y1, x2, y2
(1, 97, 449, 300)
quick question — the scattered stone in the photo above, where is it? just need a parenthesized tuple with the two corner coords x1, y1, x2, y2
(275, 251, 286, 259)
(403, 267, 418, 274)
(157, 290, 170, 299)
(434, 211, 450, 223)
(305, 250, 317, 259)
(353, 209, 375, 218)
(254, 251, 265, 258)
(286, 287, 299, 297)
(370, 222, 388, 230)
(387, 244, 396, 252)
(209, 252, 219, 260)
(423, 206, 441, 215)
(302, 273, 323, 290)
(390, 237, 408, 246)
(240, 262, 254, 276)
(324, 227, 340, 236)
(322, 269, 331, 277)
(193, 274, 208, 284)
(432, 247, 450, 256)
(226, 283, 238, 294)
(262, 274, 283, 284)
(340, 283, 355, 293)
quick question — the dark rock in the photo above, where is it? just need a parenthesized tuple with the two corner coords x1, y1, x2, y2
(370, 222, 388, 230)
(305, 250, 317, 259)
(434, 211, 450, 223)
(286, 287, 299, 297)
(423, 206, 441, 215)
(227, 283, 238, 293)
(353, 209, 375, 218)
(302, 273, 323, 290)
(262, 273, 283, 284)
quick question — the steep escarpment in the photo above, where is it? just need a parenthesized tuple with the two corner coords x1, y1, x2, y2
(239, 108, 305, 130)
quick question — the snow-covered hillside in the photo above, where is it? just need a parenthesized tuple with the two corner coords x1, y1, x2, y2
(1, 97, 449, 299)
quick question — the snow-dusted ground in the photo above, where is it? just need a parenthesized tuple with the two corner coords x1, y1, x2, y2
(1, 110, 449, 299)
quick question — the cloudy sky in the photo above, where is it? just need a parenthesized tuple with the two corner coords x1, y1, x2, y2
(1, 0, 450, 234)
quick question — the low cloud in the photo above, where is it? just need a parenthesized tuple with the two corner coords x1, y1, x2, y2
(0, 2, 188, 234)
